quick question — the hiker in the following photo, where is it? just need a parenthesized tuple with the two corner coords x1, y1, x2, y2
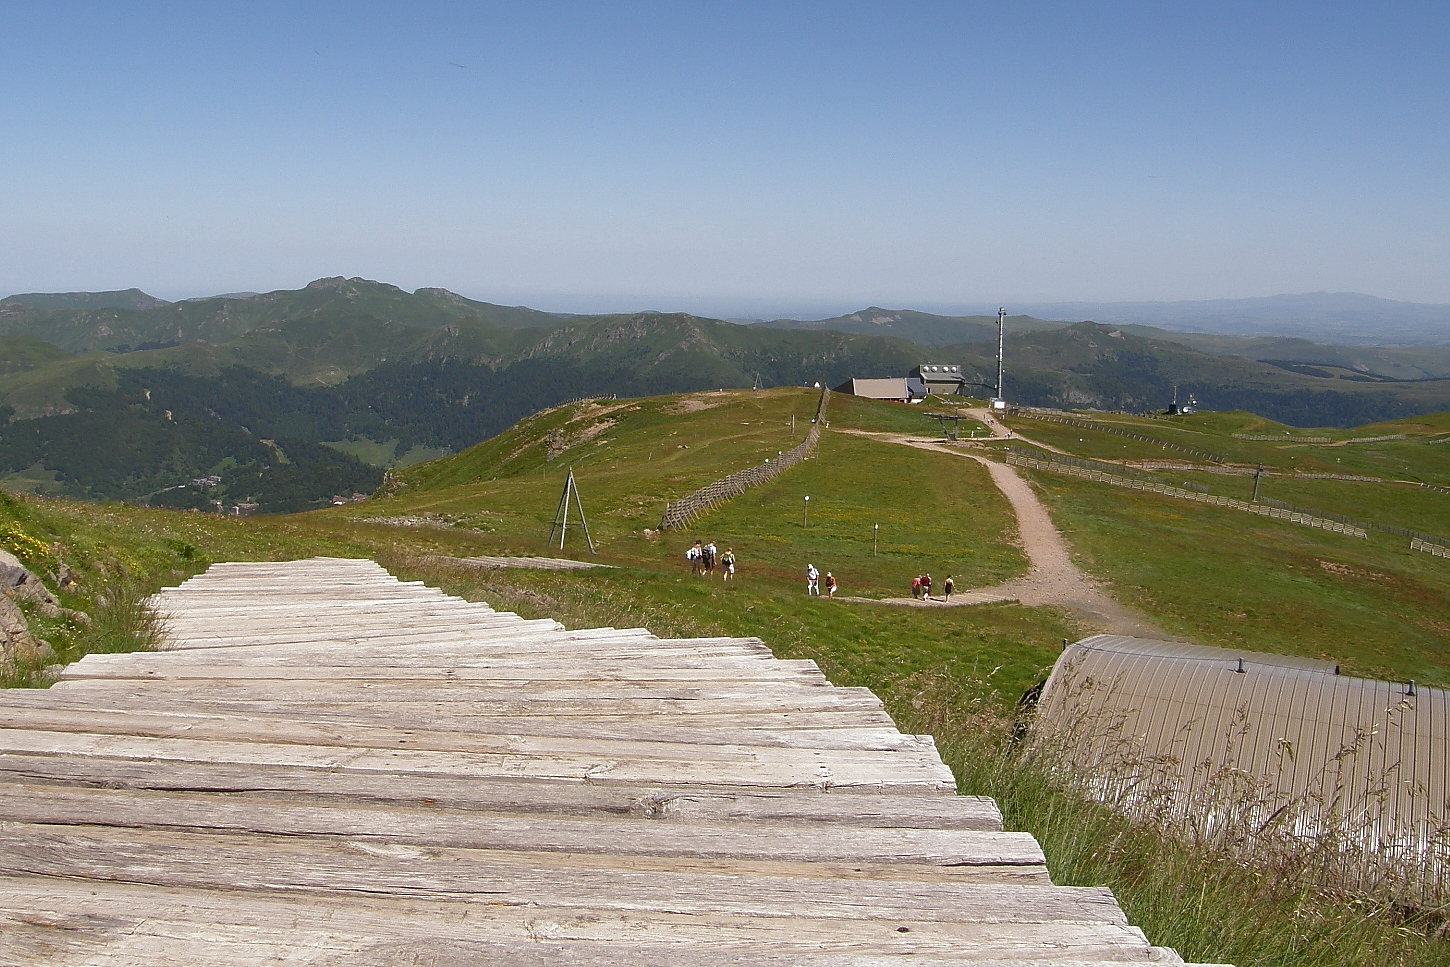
(943, 575, 954, 601)
(911, 575, 922, 599)
(824, 572, 837, 599)
(806, 564, 820, 595)
(721, 547, 736, 581)
(686, 540, 703, 575)
(921, 573, 933, 601)
(703, 541, 717, 577)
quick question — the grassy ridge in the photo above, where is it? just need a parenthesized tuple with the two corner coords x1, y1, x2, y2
(5, 388, 1450, 964)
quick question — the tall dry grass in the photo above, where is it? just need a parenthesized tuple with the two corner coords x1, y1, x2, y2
(898, 670, 1450, 967)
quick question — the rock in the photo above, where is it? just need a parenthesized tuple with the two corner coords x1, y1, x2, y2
(0, 594, 47, 669)
(0, 549, 28, 589)
(54, 563, 77, 590)
(0, 549, 59, 607)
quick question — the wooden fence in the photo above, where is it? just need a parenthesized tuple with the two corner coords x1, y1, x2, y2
(658, 387, 829, 531)
(1232, 433, 1332, 443)
(1007, 453, 1367, 538)
(1412, 538, 1450, 559)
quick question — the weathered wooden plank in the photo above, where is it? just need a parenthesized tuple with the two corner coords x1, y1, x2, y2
(0, 786, 1008, 862)
(55, 662, 830, 684)
(0, 774, 1000, 828)
(0, 834, 1072, 923)
(0, 689, 899, 732)
(16, 691, 891, 723)
(70, 637, 777, 665)
(0, 720, 951, 774)
(0, 760, 987, 826)
(42, 680, 884, 710)
(0, 705, 921, 752)
(0, 877, 1173, 964)
(0, 729, 959, 791)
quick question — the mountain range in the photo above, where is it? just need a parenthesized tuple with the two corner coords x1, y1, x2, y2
(1011, 293, 1450, 346)
(1, 277, 1447, 512)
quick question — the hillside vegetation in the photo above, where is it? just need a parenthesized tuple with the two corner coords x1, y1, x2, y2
(2, 275, 1449, 516)
(3, 386, 1450, 964)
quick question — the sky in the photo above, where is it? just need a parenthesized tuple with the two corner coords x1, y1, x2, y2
(2, 2, 1447, 316)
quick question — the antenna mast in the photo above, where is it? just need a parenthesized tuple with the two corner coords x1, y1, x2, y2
(996, 307, 1006, 403)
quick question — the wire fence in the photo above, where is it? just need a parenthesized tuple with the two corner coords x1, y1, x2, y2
(1006, 451, 1368, 538)
(1009, 410, 1227, 463)
(658, 387, 830, 531)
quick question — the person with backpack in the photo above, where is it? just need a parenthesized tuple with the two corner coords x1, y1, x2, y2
(921, 573, 933, 601)
(685, 541, 703, 575)
(721, 547, 736, 581)
(702, 541, 717, 577)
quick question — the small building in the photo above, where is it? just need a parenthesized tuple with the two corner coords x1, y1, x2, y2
(833, 377, 927, 403)
(912, 363, 965, 396)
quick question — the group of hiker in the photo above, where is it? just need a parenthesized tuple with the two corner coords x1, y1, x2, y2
(911, 573, 955, 602)
(805, 563, 838, 599)
(685, 540, 736, 580)
(683, 542, 952, 603)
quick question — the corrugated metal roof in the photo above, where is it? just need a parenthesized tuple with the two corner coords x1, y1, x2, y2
(837, 377, 927, 401)
(1035, 635, 1447, 862)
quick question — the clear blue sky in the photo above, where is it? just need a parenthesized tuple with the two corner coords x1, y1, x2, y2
(2, 2, 1446, 315)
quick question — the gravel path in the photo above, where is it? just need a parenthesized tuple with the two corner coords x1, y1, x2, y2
(837, 429, 1170, 637)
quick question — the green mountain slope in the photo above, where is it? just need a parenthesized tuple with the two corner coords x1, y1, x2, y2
(0, 309, 925, 507)
(0, 277, 569, 354)
(939, 322, 1450, 425)
(3, 279, 1450, 513)
(1, 288, 170, 312)
(1117, 327, 1450, 381)
(757, 306, 1066, 347)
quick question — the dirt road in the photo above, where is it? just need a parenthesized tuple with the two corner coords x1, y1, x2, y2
(838, 429, 1170, 637)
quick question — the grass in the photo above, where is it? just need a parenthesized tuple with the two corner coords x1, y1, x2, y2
(1018, 469, 1450, 684)
(5, 387, 1450, 965)
(934, 712, 1450, 967)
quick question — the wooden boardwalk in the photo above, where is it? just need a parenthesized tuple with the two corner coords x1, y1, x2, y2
(0, 558, 1220, 965)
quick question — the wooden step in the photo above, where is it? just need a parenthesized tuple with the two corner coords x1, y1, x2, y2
(0, 557, 1218, 965)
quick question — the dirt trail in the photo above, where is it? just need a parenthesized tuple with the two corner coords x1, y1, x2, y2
(837, 429, 1170, 637)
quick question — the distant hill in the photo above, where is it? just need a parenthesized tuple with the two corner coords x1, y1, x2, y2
(1116, 329, 1450, 381)
(940, 322, 1450, 426)
(1015, 293, 1450, 346)
(754, 306, 1066, 347)
(2, 288, 170, 312)
(4, 278, 1450, 512)
(0, 293, 927, 508)
(0, 277, 571, 355)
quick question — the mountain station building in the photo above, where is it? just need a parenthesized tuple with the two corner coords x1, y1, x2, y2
(832, 376, 929, 403)
(912, 363, 965, 395)
(834, 363, 964, 402)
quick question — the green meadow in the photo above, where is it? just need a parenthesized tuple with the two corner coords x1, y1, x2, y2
(6, 386, 1450, 964)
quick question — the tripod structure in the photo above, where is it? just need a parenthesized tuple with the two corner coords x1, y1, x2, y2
(548, 469, 596, 554)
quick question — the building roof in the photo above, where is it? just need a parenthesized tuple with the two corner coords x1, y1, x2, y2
(835, 377, 926, 400)
(1035, 634, 1443, 857)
